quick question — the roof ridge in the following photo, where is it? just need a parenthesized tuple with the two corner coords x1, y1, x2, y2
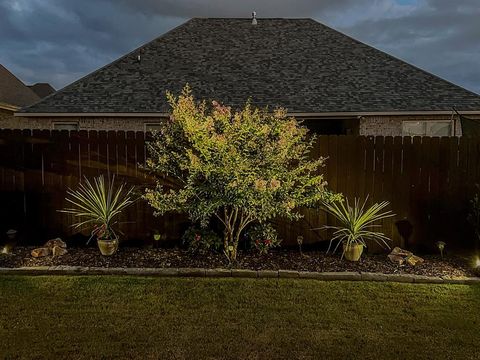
(191, 17, 314, 19)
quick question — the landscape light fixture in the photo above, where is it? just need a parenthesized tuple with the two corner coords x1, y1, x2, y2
(252, 11, 257, 25)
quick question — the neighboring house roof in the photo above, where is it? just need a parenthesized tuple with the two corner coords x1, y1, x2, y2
(19, 18, 480, 115)
(28, 83, 56, 98)
(0, 64, 40, 108)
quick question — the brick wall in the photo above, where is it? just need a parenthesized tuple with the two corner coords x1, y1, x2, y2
(2, 113, 478, 135)
(0, 108, 15, 124)
(0, 116, 166, 131)
(359, 114, 469, 136)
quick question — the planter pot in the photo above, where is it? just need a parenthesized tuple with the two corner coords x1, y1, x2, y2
(97, 238, 119, 256)
(343, 243, 364, 262)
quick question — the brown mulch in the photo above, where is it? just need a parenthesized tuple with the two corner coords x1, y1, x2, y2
(0, 246, 478, 277)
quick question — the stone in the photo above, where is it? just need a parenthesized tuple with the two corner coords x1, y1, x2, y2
(388, 254, 405, 265)
(442, 276, 469, 284)
(152, 268, 179, 277)
(257, 270, 279, 278)
(464, 277, 480, 285)
(412, 275, 444, 284)
(31, 247, 51, 258)
(205, 268, 232, 277)
(231, 269, 257, 278)
(52, 246, 68, 257)
(384, 274, 414, 283)
(390, 247, 413, 257)
(360, 272, 389, 282)
(388, 247, 424, 267)
(314, 272, 362, 281)
(44, 238, 67, 249)
(406, 255, 424, 266)
(278, 270, 299, 278)
(177, 268, 206, 277)
(299, 271, 325, 279)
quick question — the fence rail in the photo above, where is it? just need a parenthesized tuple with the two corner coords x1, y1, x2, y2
(0, 129, 478, 251)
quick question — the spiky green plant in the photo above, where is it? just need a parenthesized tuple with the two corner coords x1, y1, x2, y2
(60, 175, 135, 242)
(320, 197, 395, 259)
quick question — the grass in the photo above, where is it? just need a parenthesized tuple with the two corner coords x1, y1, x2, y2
(0, 276, 479, 359)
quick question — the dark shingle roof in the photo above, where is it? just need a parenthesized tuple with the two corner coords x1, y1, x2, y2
(22, 18, 480, 114)
(0, 64, 40, 107)
(28, 83, 56, 98)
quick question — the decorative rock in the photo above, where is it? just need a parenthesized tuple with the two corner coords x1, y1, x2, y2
(388, 247, 424, 267)
(390, 247, 413, 257)
(388, 254, 405, 265)
(31, 247, 51, 258)
(52, 246, 68, 257)
(406, 255, 424, 266)
(44, 238, 67, 249)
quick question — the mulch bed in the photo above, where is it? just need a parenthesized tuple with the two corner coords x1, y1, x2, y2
(1, 246, 478, 277)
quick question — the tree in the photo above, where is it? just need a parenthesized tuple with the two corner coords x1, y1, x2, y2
(144, 86, 336, 262)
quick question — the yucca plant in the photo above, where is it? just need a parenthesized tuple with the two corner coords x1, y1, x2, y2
(320, 197, 395, 260)
(60, 175, 135, 255)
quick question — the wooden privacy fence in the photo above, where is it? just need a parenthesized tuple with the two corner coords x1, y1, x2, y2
(0, 129, 479, 251)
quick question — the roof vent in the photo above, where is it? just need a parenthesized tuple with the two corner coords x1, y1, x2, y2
(252, 11, 257, 25)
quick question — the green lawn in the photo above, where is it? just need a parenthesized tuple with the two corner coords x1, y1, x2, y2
(0, 276, 479, 359)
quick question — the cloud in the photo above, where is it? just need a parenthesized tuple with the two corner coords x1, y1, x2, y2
(0, 0, 479, 94)
(339, 0, 480, 93)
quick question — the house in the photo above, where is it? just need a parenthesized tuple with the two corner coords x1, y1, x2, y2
(0, 64, 55, 126)
(14, 17, 480, 135)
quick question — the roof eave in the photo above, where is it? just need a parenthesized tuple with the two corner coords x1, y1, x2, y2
(14, 110, 480, 118)
(0, 102, 20, 112)
(15, 112, 170, 117)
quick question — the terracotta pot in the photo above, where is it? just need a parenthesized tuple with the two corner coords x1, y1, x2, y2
(97, 238, 119, 256)
(343, 243, 364, 262)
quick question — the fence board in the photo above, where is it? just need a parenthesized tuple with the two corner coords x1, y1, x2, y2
(0, 131, 479, 251)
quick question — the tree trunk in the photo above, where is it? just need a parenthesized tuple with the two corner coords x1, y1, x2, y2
(221, 207, 253, 263)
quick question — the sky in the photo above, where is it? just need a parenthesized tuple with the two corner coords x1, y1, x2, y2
(1, 0, 479, 94)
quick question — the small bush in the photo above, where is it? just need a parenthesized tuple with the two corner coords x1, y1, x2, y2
(249, 223, 281, 255)
(182, 226, 223, 254)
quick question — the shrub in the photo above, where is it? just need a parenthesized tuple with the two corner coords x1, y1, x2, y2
(144, 86, 338, 262)
(182, 226, 222, 254)
(249, 223, 281, 255)
(320, 197, 394, 259)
